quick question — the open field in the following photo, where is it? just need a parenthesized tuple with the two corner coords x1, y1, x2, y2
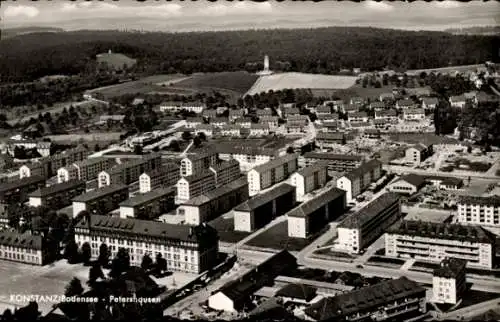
(175, 72, 259, 94)
(44, 132, 125, 144)
(96, 52, 137, 70)
(246, 72, 357, 96)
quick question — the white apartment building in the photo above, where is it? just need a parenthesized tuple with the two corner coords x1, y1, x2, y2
(432, 258, 467, 305)
(247, 153, 299, 196)
(176, 172, 216, 204)
(290, 162, 328, 202)
(209, 159, 241, 187)
(98, 154, 162, 188)
(385, 220, 494, 269)
(457, 195, 500, 227)
(180, 151, 218, 177)
(57, 157, 115, 183)
(217, 145, 283, 172)
(74, 215, 219, 274)
(337, 193, 401, 254)
(139, 163, 180, 193)
(336, 159, 382, 203)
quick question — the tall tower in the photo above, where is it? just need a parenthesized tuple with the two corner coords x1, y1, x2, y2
(264, 55, 270, 72)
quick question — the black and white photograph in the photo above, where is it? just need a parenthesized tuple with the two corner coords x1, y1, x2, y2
(0, 0, 500, 321)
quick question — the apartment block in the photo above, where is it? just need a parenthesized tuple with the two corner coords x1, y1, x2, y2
(217, 145, 282, 172)
(432, 258, 467, 305)
(0, 176, 46, 205)
(58, 157, 116, 183)
(28, 180, 86, 209)
(457, 195, 500, 227)
(119, 187, 176, 220)
(302, 152, 363, 173)
(74, 215, 219, 274)
(405, 143, 434, 164)
(337, 193, 402, 254)
(180, 151, 218, 177)
(247, 153, 298, 196)
(0, 231, 55, 266)
(98, 154, 162, 187)
(336, 159, 382, 203)
(290, 162, 328, 202)
(176, 172, 216, 204)
(72, 184, 129, 218)
(209, 159, 241, 187)
(385, 220, 495, 269)
(139, 163, 180, 193)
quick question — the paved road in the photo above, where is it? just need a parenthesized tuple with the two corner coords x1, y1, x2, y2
(437, 297, 500, 321)
(384, 164, 500, 180)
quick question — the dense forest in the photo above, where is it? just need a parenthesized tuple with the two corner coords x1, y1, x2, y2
(0, 27, 498, 83)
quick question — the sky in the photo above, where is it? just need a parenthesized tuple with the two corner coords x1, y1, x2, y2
(1, 0, 499, 32)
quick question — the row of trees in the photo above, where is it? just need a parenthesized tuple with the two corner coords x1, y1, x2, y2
(1, 27, 497, 83)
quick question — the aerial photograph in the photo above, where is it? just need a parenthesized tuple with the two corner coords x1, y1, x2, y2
(0, 0, 499, 321)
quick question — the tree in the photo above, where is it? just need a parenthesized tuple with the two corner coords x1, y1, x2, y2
(181, 131, 192, 141)
(286, 146, 295, 154)
(133, 145, 143, 155)
(197, 132, 206, 141)
(81, 242, 92, 265)
(193, 136, 202, 147)
(168, 140, 181, 152)
(88, 264, 105, 284)
(141, 254, 153, 271)
(98, 243, 109, 267)
(65, 277, 84, 297)
(110, 248, 130, 278)
(155, 253, 167, 274)
(64, 240, 80, 264)
(94, 144, 101, 152)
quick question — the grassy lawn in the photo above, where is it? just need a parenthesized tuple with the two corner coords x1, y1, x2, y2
(314, 248, 355, 259)
(388, 133, 459, 145)
(175, 72, 259, 94)
(367, 256, 405, 266)
(245, 221, 326, 252)
(208, 216, 251, 244)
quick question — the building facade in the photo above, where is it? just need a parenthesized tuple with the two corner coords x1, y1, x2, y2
(209, 160, 241, 187)
(0, 231, 54, 266)
(405, 143, 433, 164)
(0, 176, 46, 205)
(302, 152, 363, 173)
(74, 215, 219, 274)
(385, 220, 495, 269)
(180, 151, 218, 177)
(457, 195, 500, 227)
(139, 164, 180, 193)
(336, 160, 382, 203)
(176, 173, 216, 204)
(98, 154, 162, 187)
(432, 258, 467, 305)
(290, 163, 328, 202)
(119, 187, 176, 220)
(337, 193, 402, 254)
(72, 184, 129, 218)
(28, 180, 86, 209)
(247, 153, 299, 196)
(57, 157, 116, 183)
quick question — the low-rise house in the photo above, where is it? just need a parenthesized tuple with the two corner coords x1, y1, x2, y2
(210, 117, 229, 128)
(342, 104, 359, 114)
(282, 107, 301, 117)
(234, 183, 296, 232)
(396, 99, 416, 109)
(449, 95, 467, 108)
(348, 112, 369, 123)
(99, 115, 125, 123)
(275, 284, 318, 305)
(350, 97, 364, 106)
(249, 124, 270, 137)
(219, 125, 241, 137)
(425, 175, 464, 190)
(228, 109, 245, 121)
(315, 132, 346, 150)
(318, 121, 339, 133)
(403, 108, 426, 121)
(258, 116, 279, 129)
(0, 231, 55, 266)
(316, 113, 339, 123)
(234, 118, 252, 129)
(28, 180, 86, 209)
(195, 124, 215, 137)
(119, 187, 176, 220)
(379, 93, 394, 101)
(369, 101, 386, 111)
(159, 101, 205, 114)
(388, 174, 426, 195)
(185, 117, 204, 129)
(405, 143, 433, 164)
(256, 108, 273, 117)
(422, 97, 439, 110)
(363, 128, 381, 139)
(374, 109, 398, 122)
(315, 106, 331, 115)
(202, 109, 218, 119)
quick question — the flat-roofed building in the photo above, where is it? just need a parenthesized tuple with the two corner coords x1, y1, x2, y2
(0, 176, 46, 205)
(98, 154, 162, 187)
(302, 152, 363, 173)
(385, 220, 495, 269)
(58, 157, 116, 183)
(180, 150, 218, 177)
(72, 184, 129, 218)
(304, 277, 427, 322)
(119, 187, 176, 220)
(425, 175, 463, 191)
(209, 160, 241, 187)
(139, 163, 180, 193)
(290, 163, 328, 202)
(247, 153, 298, 196)
(178, 177, 248, 225)
(457, 195, 500, 227)
(432, 258, 467, 305)
(0, 231, 55, 266)
(337, 193, 402, 254)
(176, 172, 216, 204)
(28, 180, 86, 209)
(74, 215, 219, 273)
(336, 159, 382, 203)
(287, 187, 346, 238)
(405, 143, 433, 164)
(234, 183, 296, 232)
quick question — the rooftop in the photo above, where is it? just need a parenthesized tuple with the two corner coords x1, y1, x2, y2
(0, 175, 45, 194)
(75, 215, 218, 244)
(303, 152, 363, 162)
(72, 184, 128, 203)
(338, 192, 400, 229)
(294, 162, 328, 178)
(29, 180, 85, 198)
(288, 187, 345, 218)
(387, 220, 495, 244)
(343, 159, 382, 181)
(305, 277, 425, 321)
(234, 183, 295, 212)
(250, 153, 298, 174)
(404, 108, 425, 115)
(397, 99, 415, 106)
(275, 284, 317, 302)
(0, 231, 43, 250)
(184, 149, 217, 162)
(107, 154, 161, 175)
(216, 144, 280, 157)
(370, 101, 386, 108)
(422, 97, 439, 105)
(181, 177, 247, 206)
(458, 195, 500, 207)
(180, 172, 215, 184)
(434, 258, 467, 279)
(395, 174, 427, 188)
(450, 95, 466, 102)
(210, 159, 240, 172)
(119, 187, 175, 208)
(73, 156, 114, 168)
(316, 132, 345, 141)
(142, 163, 179, 177)
(375, 109, 397, 117)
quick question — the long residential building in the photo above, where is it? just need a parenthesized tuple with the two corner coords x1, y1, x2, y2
(0, 176, 46, 205)
(72, 184, 129, 218)
(302, 152, 363, 173)
(0, 231, 55, 266)
(139, 163, 180, 193)
(180, 150, 218, 177)
(457, 195, 500, 227)
(290, 162, 328, 202)
(217, 145, 284, 172)
(178, 177, 249, 225)
(336, 159, 383, 203)
(209, 159, 241, 187)
(57, 157, 116, 183)
(304, 277, 427, 322)
(385, 220, 495, 269)
(247, 153, 298, 196)
(28, 180, 86, 209)
(176, 172, 216, 204)
(287, 187, 346, 238)
(98, 154, 162, 187)
(74, 215, 219, 274)
(19, 145, 90, 179)
(234, 183, 296, 232)
(119, 187, 176, 220)
(337, 193, 402, 254)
